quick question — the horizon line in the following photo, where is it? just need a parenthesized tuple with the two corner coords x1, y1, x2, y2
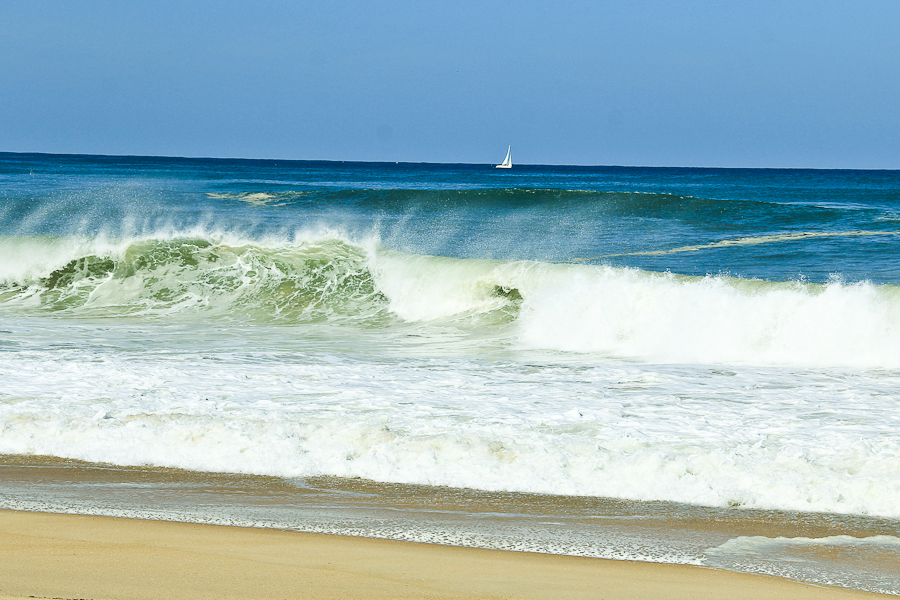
(2, 150, 897, 172)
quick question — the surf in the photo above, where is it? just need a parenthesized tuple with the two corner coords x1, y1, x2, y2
(0, 232, 388, 323)
(3, 231, 900, 369)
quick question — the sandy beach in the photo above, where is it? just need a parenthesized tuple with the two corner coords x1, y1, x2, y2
(0, 509, 890, 600)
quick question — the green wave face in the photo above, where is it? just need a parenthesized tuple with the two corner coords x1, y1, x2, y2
(1, 237, 390, 323)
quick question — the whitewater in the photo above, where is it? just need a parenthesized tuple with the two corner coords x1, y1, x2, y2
(2, 153, 900, 594)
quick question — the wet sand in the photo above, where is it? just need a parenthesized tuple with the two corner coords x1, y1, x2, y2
(2, 455, 899, 597)
(0, 509, 889, 600)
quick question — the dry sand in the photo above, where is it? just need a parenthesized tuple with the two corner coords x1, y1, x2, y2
(0, 509, 891, 600)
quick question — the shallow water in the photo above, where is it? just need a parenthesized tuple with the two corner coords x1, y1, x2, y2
(2, 456, 898, 595)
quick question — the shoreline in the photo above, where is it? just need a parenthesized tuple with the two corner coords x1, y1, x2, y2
(0, 509, 891, 600)
(2, 455, 900, 596)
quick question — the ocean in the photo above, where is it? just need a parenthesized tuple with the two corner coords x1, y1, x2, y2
(1, 152, 899, 594)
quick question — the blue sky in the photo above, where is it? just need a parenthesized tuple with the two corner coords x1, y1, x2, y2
(2, 1, 898, 168)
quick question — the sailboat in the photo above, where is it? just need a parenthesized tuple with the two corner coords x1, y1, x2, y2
(496, 146, 512, 169)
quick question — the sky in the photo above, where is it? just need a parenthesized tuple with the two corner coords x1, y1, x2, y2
(1, 0, 899, 168)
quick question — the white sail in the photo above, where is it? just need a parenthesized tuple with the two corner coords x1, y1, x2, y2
(496, 146, 512, 169)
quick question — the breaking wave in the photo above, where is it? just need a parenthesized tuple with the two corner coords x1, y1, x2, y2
(0, 233, 386, 322)
(2, 231, 900, 368)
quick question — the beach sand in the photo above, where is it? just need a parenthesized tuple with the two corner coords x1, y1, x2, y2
(0, 509, 889, 600)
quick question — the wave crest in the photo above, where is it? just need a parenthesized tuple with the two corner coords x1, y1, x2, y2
(0, 235, 387, 322)
(3, 233, 900, 368)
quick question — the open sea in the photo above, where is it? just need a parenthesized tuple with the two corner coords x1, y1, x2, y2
(1, 152, 899, 594)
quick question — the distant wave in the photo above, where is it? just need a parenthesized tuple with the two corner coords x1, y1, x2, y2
(199, 187, 755, 213)
(207, 191, 309, 207)
(585, 230, 900, 258)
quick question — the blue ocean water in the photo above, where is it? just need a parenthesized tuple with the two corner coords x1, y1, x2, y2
(4, 153, 900, 283)
(2, 152, 900, 593)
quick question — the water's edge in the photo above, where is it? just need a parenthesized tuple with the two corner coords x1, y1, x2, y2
(1, 455, 897, 595)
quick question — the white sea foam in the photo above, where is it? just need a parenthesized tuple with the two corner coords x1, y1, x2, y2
(708, 534, 900, 555)
(2, 327, 900, 517)
(3, 232, 900, 516)
(705, 535, 900, 595)
(517, 268, 900, 368)
(371, 249, 900, 368)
